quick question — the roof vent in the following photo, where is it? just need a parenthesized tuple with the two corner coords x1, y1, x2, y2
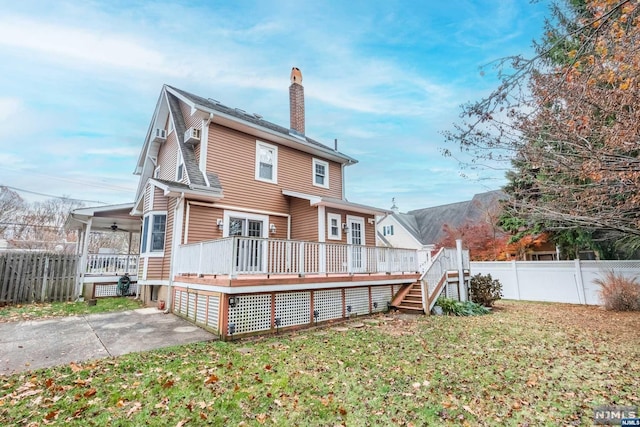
(253, 113, 263, 120)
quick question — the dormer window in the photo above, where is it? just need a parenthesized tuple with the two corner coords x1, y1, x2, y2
(154, 167, 161, 179)
(255, 141, 278, 184)
(313, 158, 329, 188)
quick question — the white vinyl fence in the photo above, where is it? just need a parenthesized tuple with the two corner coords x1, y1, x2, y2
(470, 260, 640, 305)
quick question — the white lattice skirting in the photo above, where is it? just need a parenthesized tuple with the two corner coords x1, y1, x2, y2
(94, 283, 139, 298)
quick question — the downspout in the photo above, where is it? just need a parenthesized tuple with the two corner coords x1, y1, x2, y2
(165, 193, 185, 314)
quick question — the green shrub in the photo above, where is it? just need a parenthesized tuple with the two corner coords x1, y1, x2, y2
(469, 273, 503, 307)
(595, 271, 640, 311)
(435, 297, 490, 316)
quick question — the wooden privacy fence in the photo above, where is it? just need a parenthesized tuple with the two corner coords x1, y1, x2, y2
(0, 252, 79, 305)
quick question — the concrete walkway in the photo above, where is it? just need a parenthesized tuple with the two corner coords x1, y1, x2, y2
(0, 308, 216, 375)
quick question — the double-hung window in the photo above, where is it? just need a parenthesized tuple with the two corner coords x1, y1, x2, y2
(327, 213, 341, 240)
(313, 158, 329, 188)
(383, 225, 394, 236)
(255, 141, 278, 183)
(141, 213, 167, 254)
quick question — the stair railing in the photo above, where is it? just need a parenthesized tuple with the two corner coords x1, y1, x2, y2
(419, 248, 459, 312)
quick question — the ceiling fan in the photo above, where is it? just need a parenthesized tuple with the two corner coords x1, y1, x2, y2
(110, 222, 121, 232)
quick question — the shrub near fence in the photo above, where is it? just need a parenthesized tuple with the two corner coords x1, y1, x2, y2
(0, 252, 79, 305)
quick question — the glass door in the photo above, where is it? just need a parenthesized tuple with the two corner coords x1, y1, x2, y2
(230, 217, 264, 272)
(347, 217, 366, 273)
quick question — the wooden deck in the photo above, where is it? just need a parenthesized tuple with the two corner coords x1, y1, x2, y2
(175, 272, 420, 288)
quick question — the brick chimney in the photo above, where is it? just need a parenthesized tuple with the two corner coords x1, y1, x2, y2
(289, 67, 305, 135)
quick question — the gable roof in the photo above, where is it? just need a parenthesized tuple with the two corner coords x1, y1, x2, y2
(393, 190, 507, 245)
(165, 85, 358, 165)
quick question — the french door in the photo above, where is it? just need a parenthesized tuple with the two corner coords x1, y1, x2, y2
(229, 217, 264, 272)
(347, 216, 366, 273)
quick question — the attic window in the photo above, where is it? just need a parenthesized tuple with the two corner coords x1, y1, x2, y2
(383, 225, 394, 236)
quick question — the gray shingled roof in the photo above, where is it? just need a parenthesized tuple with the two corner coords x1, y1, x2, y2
(405, 190, 507, 245)
(166, 85, 355, 162)
(165, 92, 224, 193)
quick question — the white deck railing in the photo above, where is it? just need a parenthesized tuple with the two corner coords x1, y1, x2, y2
(420, 247, 470, 311)
(86, 254, 139, 275)
(175, 237, 419, 277)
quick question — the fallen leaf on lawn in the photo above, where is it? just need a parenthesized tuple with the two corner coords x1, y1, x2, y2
(83, 388, 96, 398)
(264, 364, 272, 371)
(200, 412, 207, 420)
(274, 399, 283, 407)
(176, 419, 189, 427)
(462, 405, 476, 415)
(339, 407, 347, 416)
(127, 402, 142, 418)
(412, 382, 421, 389)
(162, 380, 174, 389)
(204, 375, 218, 384)
(512, 401, 521, 410)
(70, 362, 82, 373)
(44, 410, 59, 420)
(256, 413, 268, 424)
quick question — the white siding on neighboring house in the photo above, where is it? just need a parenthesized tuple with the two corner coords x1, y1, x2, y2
(377, 215, 423, 250)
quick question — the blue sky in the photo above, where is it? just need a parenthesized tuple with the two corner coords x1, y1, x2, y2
(0, 0, 550, 212)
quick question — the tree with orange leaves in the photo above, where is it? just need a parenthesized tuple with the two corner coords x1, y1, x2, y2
(445, 0, 640, 245)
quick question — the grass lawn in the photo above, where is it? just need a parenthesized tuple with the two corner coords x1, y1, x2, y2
(0, 300, 638, 426)
(0, 297, 143, 322)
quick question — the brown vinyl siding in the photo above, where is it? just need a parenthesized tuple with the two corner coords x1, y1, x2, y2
(146, 257, 164, 280)
(179, 100, 202, 130)
(161, 198, 176, 277)
(289, 197, 318, 241)
(138, 257, 145, 277)
(143, 184, 151, 214)
(152, 187, 168, 211)
(186, 204, 221, 243)
(268, 216, 288, 240)
(157, 131, 179, 181)
(206, 124, 342, 213)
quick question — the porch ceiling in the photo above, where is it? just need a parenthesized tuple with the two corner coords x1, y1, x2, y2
(65, 203, 141, 233)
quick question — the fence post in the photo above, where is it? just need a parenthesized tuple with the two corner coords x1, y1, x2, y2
(511, 260, 521, 300)
(41, 256, 49, 303)
(456, 239, 466, 302)
(574, 259, 586, 304)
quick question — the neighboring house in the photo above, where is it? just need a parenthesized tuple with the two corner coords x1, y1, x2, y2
(378, 191, 561, 261)
(67, 68, 429, 338)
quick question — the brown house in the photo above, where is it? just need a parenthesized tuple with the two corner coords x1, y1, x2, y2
(107, 68, 420, 338)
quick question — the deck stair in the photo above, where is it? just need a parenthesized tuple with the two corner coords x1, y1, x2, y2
(390, 282, 424, 313)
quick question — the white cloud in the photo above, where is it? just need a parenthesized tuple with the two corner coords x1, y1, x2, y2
(0, 98, 23, 121)
(0, 17, 182, 76)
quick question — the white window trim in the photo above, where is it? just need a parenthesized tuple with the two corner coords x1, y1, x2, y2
(176, 151, 184, 182)
(312, 158, 329, 189)
(154, 166, 161, 179)
(222, 210, 269, 238)
(140, 211, 167, 258)
(255, 141, 278, 184)
(327, 213, 342, 240)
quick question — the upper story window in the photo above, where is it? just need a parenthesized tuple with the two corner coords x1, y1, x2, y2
(167, 116, 174, 134)
(141, 213, 167, 255)
(313, 158, 329, 188)
(154, 167, 161, 179)
(383, 225, 394, 236)
(327, 213, 341, 240)
(255, 141, 278, 184)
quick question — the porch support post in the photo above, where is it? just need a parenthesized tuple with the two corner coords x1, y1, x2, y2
(456, 239, 466, 302)
(318, 206, 326, 274)
(76, 218, 92, 299)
